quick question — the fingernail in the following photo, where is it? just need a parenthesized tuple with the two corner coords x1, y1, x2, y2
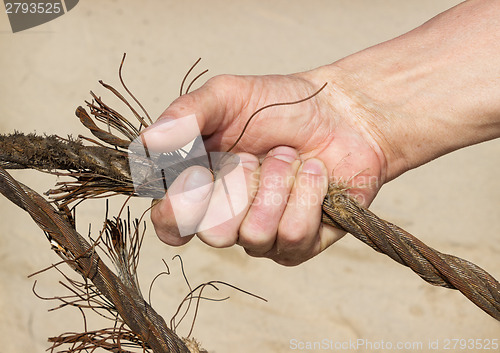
(182, 168, 213, 201)
(241, 157, 260, 171)
(144, 118, 177, 134)
(270, 146, 298, 163)
(140, 118, 178, 151)
(301, 158, 325, 176)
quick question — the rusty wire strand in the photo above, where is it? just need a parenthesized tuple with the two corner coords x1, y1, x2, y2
(1, 83, 499, 321)
(0, 167, 191, 353)
(185, 69, 209, 95)
(321, 185, 500, 320)
(180, 58, 202, 96)
(0, 57, 498, 353)
(119, 53, 153, 125)
(226, 82, 328, 153)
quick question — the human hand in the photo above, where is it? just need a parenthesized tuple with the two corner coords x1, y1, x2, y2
(142, 0, 500, 266)
(143, 70, 387, 265)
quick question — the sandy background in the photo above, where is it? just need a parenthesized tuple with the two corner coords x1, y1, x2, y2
(1, 1, 499, 352)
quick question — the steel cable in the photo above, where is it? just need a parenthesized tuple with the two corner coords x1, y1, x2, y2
(322, 184, 500, 320)
(0, 167, 190, 353)
(1, 132, 499, 321)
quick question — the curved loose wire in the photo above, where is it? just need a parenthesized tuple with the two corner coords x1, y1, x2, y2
(226, 82, 328, 153)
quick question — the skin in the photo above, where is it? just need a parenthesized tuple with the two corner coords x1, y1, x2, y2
(144, 0, 500, 266)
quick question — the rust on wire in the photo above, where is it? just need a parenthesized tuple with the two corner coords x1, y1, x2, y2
(0, 55, 499, 353)
(322, 185, 500, 320)
(0, 55, 271, 353)
(0, 166, 191, 352)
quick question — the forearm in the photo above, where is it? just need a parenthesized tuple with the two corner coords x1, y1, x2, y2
(321, 0, 500, 180)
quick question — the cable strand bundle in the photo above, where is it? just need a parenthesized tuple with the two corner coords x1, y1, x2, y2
(322, 185, 500, 320)
(2, 131, 499, 322)
(0, 62, 498, 351)
(0, 167, 191, 353)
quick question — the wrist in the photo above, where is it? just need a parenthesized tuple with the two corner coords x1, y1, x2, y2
(303, 62, 412, 182)
(318, 58, 438, 182)
(311, 0, 500, 181)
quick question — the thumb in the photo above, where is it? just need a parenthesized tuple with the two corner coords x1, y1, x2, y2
(152, 165, 214, 245)
(141, 76, 235, 152)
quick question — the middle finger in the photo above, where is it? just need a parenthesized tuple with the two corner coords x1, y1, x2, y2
(239, 146, 300, 255)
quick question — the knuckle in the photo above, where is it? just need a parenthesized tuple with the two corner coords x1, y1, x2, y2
(243, 202, 280, 234)
(278, 219, 308, 248)
(238, 223, 273, 251)
(206, 74, 240, 89)
(205, 237, 235, 248)
(154, 225, 181, 245)
(199, 227, 238, 249)
(168, 92, 197, 112)
(150, 202, 166, 228)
